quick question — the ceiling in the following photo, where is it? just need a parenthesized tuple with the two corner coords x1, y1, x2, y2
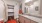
(3, 0, 23, 2)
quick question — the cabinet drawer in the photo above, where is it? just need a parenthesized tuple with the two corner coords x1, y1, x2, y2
(24, 18, 31, 23)
(19, 16, 24, 23)
(31, 20, 38, 23)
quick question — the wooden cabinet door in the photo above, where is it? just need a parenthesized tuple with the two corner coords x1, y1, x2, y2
(24, 18, 31, 23)
(31, 20, 38, 23)
(19, 16, 24, 23)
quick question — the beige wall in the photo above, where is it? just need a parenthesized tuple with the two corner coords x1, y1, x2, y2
(40, 0, 42, 15)
(0, 0, 5, 21)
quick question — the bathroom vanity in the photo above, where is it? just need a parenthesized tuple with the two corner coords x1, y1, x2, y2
(19, 14, 42, 23)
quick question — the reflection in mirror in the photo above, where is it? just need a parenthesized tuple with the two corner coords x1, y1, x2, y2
(35, 6, 38, 11)
(24, 0, 33, 14)
(25, 0, 38, 6)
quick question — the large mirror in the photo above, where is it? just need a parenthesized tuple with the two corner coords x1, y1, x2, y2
(24, 0, 41, 17)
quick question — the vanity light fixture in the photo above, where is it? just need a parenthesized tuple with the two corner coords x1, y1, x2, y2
(25, 0, 32, 3)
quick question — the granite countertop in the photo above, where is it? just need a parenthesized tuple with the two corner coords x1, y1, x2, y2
(19, 14, 42, 23)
